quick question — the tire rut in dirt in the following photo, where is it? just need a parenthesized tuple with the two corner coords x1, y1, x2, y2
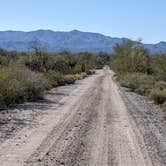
(26, 75, 104, 166)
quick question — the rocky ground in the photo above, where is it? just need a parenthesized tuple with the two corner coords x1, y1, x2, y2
(0, 68, 165, 166)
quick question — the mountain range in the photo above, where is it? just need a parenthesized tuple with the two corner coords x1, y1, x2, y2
(0, 29, 166, 54)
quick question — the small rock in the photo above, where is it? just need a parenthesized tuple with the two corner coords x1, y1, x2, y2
(38, 158, 42, 162)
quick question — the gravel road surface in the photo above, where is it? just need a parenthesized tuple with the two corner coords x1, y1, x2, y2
(0, 68, 165, 166)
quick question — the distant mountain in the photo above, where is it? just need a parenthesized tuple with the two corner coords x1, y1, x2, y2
(144, 42, 166, 54)
(0, 29, 165, 54)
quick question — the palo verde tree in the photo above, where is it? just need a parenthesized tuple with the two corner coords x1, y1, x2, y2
(111, 40, 152, 75)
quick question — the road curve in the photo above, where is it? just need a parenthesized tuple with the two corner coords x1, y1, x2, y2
(0, 68, 156, 166)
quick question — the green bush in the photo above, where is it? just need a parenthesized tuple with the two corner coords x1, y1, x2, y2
(47, 71, 67, 86)
(120, 73, 155, 95)
(111, 41, 166, 110)
(52, 56, 70, 74)
(24, 53, 54, 72)
(149, 89, 166, 104)
(152, 55, 166, 81)
(70, 64, 82, 74)
(162, 102, 166, 111)
(148, 81, 166, 105)
(111, 41, 152, 75)
(46, 71, 76, 87)
(154, 81, 166, 90)
(63, 75, 76, 85)
(0, 65, 49, 108)
(46, 71, 61, 87)
(0, 67, 22, 106)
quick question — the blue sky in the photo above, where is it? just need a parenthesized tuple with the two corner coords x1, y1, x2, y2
(0, 0, 165, 43)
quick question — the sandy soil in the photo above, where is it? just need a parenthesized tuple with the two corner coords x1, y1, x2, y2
(0, 68, 165, 166)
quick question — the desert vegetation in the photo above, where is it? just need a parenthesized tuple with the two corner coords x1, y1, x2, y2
(0, 48, 110, 109)
(111, 40, 166, 111)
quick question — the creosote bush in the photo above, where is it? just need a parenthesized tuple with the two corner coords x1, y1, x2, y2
(162, 102, 166, 111)
(148, 81, 166, 105)
(46, 71, 76, 87)
(119, 73, 155, 95)
(0, 65, 49, 108)
(149, 89, 166, 104)
(111, 40, 166, 108)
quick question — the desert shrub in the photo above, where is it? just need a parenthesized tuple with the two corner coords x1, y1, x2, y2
(94, 53, 111, 69)
(154, 81, 166, 90)
(63, 75, 76, 84)
(46, 71, 76, 87)
(111, 41, 166, 110)
(70, 64, 82, 74)
(149, 89, 166, 104)
(0, 49, 19, 66)
(19, 71, 49, 101)
(52, 56, 70, 74)
(162, 102, 166, 111)
(0, 67, 23, 106)
(12, 64, 50, 96)
(57, 75, 77, 86)
(148, 81, 166, 105)
(120, 73, 155, 95)
(24, 53, 54, 72)
(111, 41, 152, 75)
(0, 65, 49, 108)
(152, 55, 166, 81)
(46, 71, 61, 87)
(0, 56, 9, 66)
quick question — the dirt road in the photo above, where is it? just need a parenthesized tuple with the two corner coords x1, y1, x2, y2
(0, 68, 165, 166)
